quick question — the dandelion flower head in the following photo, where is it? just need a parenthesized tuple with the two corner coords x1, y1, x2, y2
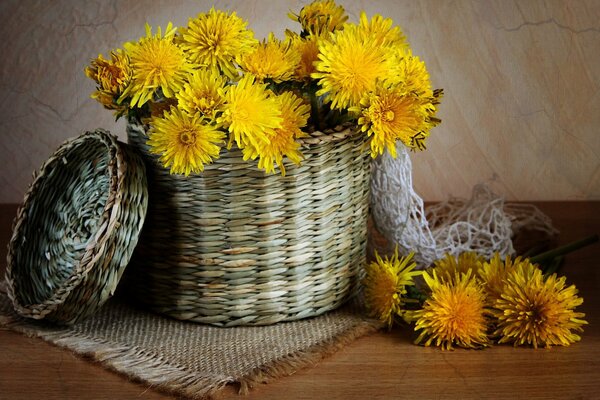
(148, 107, 225, 176)
(242, 91, 309, 175)
(289, 0, 348, 34)
(412, 270, 490, 350)
(353, 85, 430, 157)
(479, 254, 538, 304)
(433, 252, 485, 285)
(85, 49, 131, 112)
(492, 265, 587, 348)
(179, 8, 258, 79)
(290, 33, 322, 81)
(388, 53, 433, 96)
(121, 23, 193, 107)
(176, 68, 226, 120)
(363, 249, 420, 328)
(358, 12, 407, 49)
(241, 33, 300, 83)
(217, 74, 282, 149)
(313, 23, 392, 110)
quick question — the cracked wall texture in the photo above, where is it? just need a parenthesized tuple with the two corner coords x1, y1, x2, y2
(0, 0, 599, 202)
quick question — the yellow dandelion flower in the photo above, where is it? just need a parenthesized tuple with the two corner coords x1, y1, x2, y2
(217, 74, 282, 149)
(479, 254, 538, 305)
(242, 91, 310, 175)
(479, 253, 509, 304)
(353, 85, 430, 157)
(433, 252, 485, 285)
(388, 52, 433, 96)
(358, 12, 408, 49)
(178, 8, 257, 79)
(381, 52, 443, 151)
(275, 91, 311, 139)
(241, 33, 300, 83)
(290, 33, 322, 81)
(492, 267, 587, 348)
(363, 249, 421, 329)
(313, 25, 392, 110)
(289, 0, 348, 34)
(120, 23, 193, 108)
(148, 108, 225, 176)
(176, 69, 226, 120)
(412, 270, 490, 350)
(85, 49, 131, 113)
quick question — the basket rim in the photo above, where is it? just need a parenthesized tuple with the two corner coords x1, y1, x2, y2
(5, 130, 126, 318)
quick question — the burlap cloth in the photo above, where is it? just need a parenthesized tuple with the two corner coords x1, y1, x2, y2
(0, 282, 379, 399)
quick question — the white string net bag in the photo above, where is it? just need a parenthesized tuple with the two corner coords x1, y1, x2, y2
(370, 144, 557, 268)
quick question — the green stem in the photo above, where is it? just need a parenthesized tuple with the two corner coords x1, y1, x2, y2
(543, 255, 564, 276)
(309, 89, 321, 131)
(530, 234, 599, 265)
(522, 242, 550, 258)
(406, 285, 427, 304)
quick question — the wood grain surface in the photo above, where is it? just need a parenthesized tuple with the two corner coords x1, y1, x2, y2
(1, 202, 599, 400)
(0, 0, 599, 203)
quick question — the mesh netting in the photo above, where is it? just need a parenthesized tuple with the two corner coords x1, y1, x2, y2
(370, 144, 558, 268)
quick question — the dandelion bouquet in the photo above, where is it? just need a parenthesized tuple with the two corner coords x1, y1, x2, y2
(364, 249, 589, 350)
(82, 1, 445, 326)
(85, 0, 442, 177)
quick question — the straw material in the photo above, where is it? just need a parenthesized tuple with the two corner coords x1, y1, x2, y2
(5, 130, 148, 324)
(127, 122, 371, 326)
(0, 283, 380, 400)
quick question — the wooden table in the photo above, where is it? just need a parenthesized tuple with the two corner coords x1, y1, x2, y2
(1, 202, 599, 399)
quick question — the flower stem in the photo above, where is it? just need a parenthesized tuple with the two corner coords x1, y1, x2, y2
(530, 234, 599, 265)
(310, 95, 321, 131)
(522, 242, 551, 258)
(406, 285, 427, 304)
(542, 255, 564, 276)
(308, 84, 321, 131)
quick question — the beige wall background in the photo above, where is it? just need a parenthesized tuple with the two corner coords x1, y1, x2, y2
(0, 0, 598, 203)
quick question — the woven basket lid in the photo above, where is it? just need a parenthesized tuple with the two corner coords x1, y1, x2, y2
(5, 129, 148, 324)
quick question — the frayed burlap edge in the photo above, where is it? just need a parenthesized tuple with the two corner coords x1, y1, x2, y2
(237, 319, 381, 395)
(0, 309, 233, 399)
(0, 281, 381, 399)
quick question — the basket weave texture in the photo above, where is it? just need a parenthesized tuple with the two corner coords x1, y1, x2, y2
(5, 130, 148, 324)
(127, 122, 371, 326)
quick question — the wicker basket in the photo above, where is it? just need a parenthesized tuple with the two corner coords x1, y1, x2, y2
(126, 122, 370, 326)
(5, 130, 148, 324)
